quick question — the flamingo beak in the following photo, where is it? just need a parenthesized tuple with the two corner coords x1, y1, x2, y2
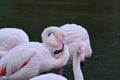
(80, 50, 85, 69)
(80, 61, 85, 69)
(54, 40, 64, 54)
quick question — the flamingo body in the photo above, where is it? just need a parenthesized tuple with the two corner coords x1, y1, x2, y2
(30, 41, 84, 80)
(60, 24, 92, 63)
(0, 42, 70, 80)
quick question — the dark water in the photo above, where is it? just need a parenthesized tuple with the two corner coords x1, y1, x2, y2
(0, 0, 120, 80)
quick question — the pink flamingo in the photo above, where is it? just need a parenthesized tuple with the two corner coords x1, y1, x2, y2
(0, 27, 69, 80)
(0, 28, 29, 57)
(30, 45, 84, 80)
(41, 24, 92, 75)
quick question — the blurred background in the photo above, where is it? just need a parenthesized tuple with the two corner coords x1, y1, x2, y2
(0, 0, 120, 80)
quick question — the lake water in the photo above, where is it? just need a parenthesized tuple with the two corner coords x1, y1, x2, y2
(0, 0, 120, 80)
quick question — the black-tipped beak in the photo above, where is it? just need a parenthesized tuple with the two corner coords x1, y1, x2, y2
(54, 41, 64, 54)
(80, 61, 85, 69)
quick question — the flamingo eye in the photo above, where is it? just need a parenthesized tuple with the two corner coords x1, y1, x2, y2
(48, 33, 51, 37)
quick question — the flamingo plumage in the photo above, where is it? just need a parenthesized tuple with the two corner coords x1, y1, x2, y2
(0, 28, 29, 57)
(30, 43, 84, 80)
(0, 26, 69, 80)
(41, 24, 92, 75)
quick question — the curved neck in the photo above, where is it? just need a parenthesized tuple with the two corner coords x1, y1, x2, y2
(73, 51, 84, 80)
(41, 27, 64, 48)
(51, 45, 70, 69)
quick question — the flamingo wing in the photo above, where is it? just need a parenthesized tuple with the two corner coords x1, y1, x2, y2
(0, 35, 20, 57)
(0, 35, 20, 50)
(0, 44, 35, 77)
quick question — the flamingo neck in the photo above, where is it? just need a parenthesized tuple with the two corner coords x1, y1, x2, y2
(73, 51, 84, 80)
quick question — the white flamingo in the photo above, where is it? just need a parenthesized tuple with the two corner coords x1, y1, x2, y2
(60, 24, 92, 62)
(0, 27, 69, 80)
(41, 24, 92, 74)
(30, 45, 84, 80)
(42, 24, 92, 63)
(30, 73, 67, 80)
(0, 28, 29, 57)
